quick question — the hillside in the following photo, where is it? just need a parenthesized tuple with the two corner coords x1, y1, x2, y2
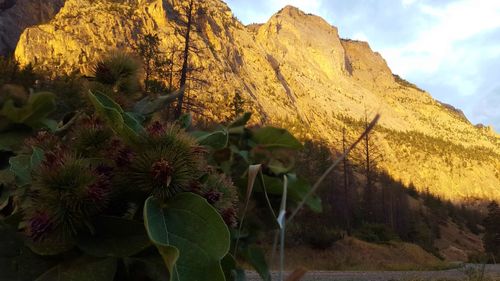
(8, 0, 500, 201)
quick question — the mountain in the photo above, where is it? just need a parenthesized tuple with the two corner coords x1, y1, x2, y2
(0, 0, 65, 55)
(8, 0, 500, 201)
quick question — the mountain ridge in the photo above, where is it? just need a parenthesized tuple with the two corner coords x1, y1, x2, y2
(5, 0, 500, 200)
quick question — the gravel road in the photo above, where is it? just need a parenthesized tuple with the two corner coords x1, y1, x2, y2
(246, 264, 500, 281)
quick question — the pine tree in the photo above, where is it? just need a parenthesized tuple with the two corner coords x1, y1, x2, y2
(483, 201, 500, 261)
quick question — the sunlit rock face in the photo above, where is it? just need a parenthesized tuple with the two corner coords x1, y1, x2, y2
(0, 0, 65, 55)
(13, 0, 500, 201)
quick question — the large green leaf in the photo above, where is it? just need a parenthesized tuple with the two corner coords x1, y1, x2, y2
(9, 155, 31, 186)
(228, 112, 251, 129)
(261, 175, 322, 213)
(9, 148, 47, 187)
(221, 254, 236, 281)
(123, 256, 169, 281)
(77, 216, 151, 258)
(0, 129, 32, 151)
(30, 147, 45, 170)
(251, 127, 302, 149)
(133, 87, 184, 116)
(88, 91, 143, 141)
(22, 92, 56, 127)
(194, 130, 228, 150)
(177, 113, 192, 129)
(35, 257, 117, 281)
(241, 246, 271, 281)
(0, 92, 56, 129)
(0, 226, 56, 281)
(26, 235, 75, 256)
(144, 193, 230, 281)
(227, 112, 251, 134)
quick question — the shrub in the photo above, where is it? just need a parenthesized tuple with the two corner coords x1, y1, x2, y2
(354, 223, 399, 243)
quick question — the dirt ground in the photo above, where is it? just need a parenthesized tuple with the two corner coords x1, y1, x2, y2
(246, 264, 500, 281)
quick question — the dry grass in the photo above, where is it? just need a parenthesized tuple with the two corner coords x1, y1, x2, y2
(265, 237, 451, 271)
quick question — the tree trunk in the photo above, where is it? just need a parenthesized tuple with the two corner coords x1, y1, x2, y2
(342, 127, 351, 234)
(175, 0, 194, 118)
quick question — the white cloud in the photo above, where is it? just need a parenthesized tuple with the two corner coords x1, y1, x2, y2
(380, 0, 500, 98)
(402, 0, 418, 7)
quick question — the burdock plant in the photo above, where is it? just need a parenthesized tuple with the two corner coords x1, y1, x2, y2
(67, 115, 114, 157)
(24, 152, 113, 244)
(115, 121, 205, 201)
(193, 171, 238, 227)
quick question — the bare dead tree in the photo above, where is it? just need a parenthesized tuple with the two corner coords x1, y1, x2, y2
(360, 110, 383, 223)
(342, 127, 352, 234)
(175, 0, 194, 118)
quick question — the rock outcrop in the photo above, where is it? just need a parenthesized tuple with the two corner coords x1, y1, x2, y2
(12, 0, 500, 200)
(0, 0, 65, 55)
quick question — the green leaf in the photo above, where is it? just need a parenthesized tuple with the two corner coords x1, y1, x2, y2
(155, 243, 179, 279)
(88, 90, 144, 141)
(40, 119, 58, 132)
(0, 226, 56, 281)
(89, 91, 125, 128)
(0, 189, 9, 211)
(22, 92, 57, 127)
(9, 148, 47, 187)
(9, 155, 31, 186)
(195, 130, 228, 150)
(26, 235, 75, 256)
(123, 112, 145, 134)
(177, 113, 192, 129)
(228, 112, 252, 129)
(241, 246, 271, 281)
(221, 254, 237, 281)
(262, 175, 322, 213)
(251, 127, 302, 149)
(1, 92, 56, 129)
(123, 257, 169, 281)
(30, 147, 45, 170)
(0, 129, 32, 151)
(77, 216, 151, 258)
(287, 174, 322, 213)
(227, 112, 251, 134)
(144, 193, 230, 281)
(133, 87, 184, 116)
(35, 257, 117, 281)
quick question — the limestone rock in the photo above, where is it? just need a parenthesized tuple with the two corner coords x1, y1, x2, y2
(0, 0, 65, 55)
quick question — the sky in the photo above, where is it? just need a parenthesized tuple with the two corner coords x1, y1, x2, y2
(224, 0, 500, 132)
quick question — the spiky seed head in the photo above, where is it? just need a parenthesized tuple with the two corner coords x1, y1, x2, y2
(92, 52, 141, 95)
(150, 159, 174, 187)
(25, 131, 62, 152)
(68, 115, 114, 157)
(193, 172, 238, 227)
(25, 153, 113, 240)
(27, 211, 53, 241)
(146, 121, 165, 137)
(221, 207, 238, 228)
(116, 123, 204, 200)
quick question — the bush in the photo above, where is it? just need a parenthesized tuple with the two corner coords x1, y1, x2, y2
(354, 223, 399, 243)
(305, 225, 344, 249)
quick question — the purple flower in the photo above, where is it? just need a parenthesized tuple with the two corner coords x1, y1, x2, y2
(150, 159, 174, 186)
(28, 211, 53, 241)
(204, 190, 223, 204)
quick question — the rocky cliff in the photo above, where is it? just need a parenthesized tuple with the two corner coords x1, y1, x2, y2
(12, 0, 500, 201)
(0, 0, 65, 55)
